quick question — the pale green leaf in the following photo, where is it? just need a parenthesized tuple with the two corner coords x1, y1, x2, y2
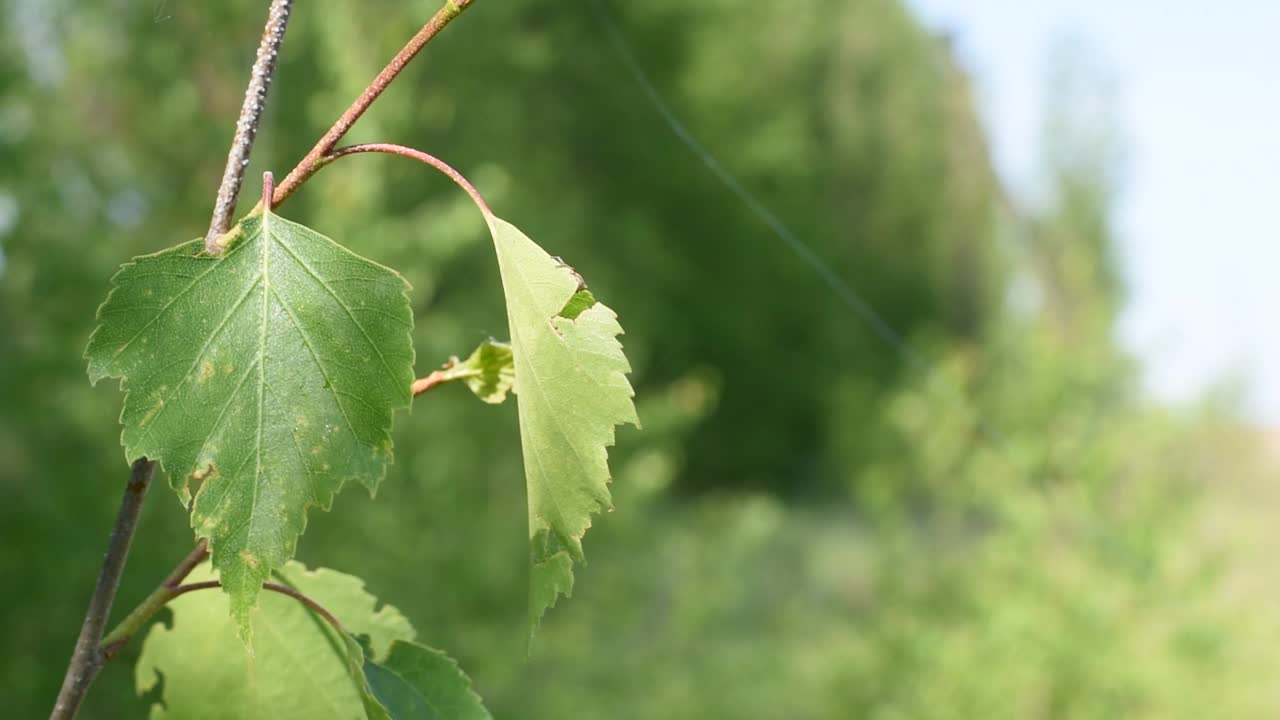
(135, 562, 415, 719)
(486, 216, 638, 633)
(86, 207, 414, 637)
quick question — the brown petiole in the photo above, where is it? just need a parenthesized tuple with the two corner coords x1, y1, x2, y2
(271, 0, 477, 208)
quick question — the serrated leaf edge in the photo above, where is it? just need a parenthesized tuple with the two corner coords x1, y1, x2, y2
(84, 210, 416, 643)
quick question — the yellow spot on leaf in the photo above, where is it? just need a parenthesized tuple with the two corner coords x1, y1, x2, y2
(140, 399, 165, 427)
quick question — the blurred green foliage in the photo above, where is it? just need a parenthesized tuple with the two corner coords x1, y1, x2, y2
(2, 0, 1277, 717)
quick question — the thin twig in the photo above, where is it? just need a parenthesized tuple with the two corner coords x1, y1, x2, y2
(167, 581, 346, 634)
(51, 456, 154, 712)
(53, 2, 291, 715)
(161, 539, 211, 590)
(272, 0, 476, 207)
(50, 459, 154, 720)
(169, 580, 223, 597)
(411, 354, 487, 398)
(205, 0, 294, 252)
(99, 541, 210, 662)
(265, 582, 345, 633)
(99, 555, 349, 664)
(413, 368, 457, 397)
(262, 171, 275, 211)
(327, 143, 492, 217)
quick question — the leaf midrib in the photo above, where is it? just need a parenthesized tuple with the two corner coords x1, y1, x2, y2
(250, 207, 273, 561)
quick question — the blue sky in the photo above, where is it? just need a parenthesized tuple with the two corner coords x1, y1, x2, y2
(906, 0, 1280, 421)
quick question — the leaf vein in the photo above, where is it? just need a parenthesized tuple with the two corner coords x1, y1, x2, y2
(269, 286, 364, 447)
(269, 230, 403, 393)
(137, 274, 263, 448)
(104, 239, 252, 367)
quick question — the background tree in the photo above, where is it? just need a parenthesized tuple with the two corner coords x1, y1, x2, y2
(3, 1, 1278, 718)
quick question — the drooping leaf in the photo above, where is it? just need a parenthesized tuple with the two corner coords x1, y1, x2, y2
(135, 562, 415, 719)
(359, 639, 493, 720)
(86, 207, 414, 637)
(486, 216, 638, 634)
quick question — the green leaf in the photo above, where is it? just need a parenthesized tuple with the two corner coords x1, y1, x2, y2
(136, 562, 415, 719)
(344, 634, 391, 720)
(361, 640, 493, 720)
(486, 216, 638, 634)
(86, 207, 414, 637)
(558, 290, 596, 321)
(456, 339, 515, 404)
(137, 562, 489, 720)
(448, 339, 515, 404)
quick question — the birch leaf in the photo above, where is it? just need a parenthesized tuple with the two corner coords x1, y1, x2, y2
(486, 216, 638, 634)
(136, 562, 489, 719)
(86, 207, 414, 638)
